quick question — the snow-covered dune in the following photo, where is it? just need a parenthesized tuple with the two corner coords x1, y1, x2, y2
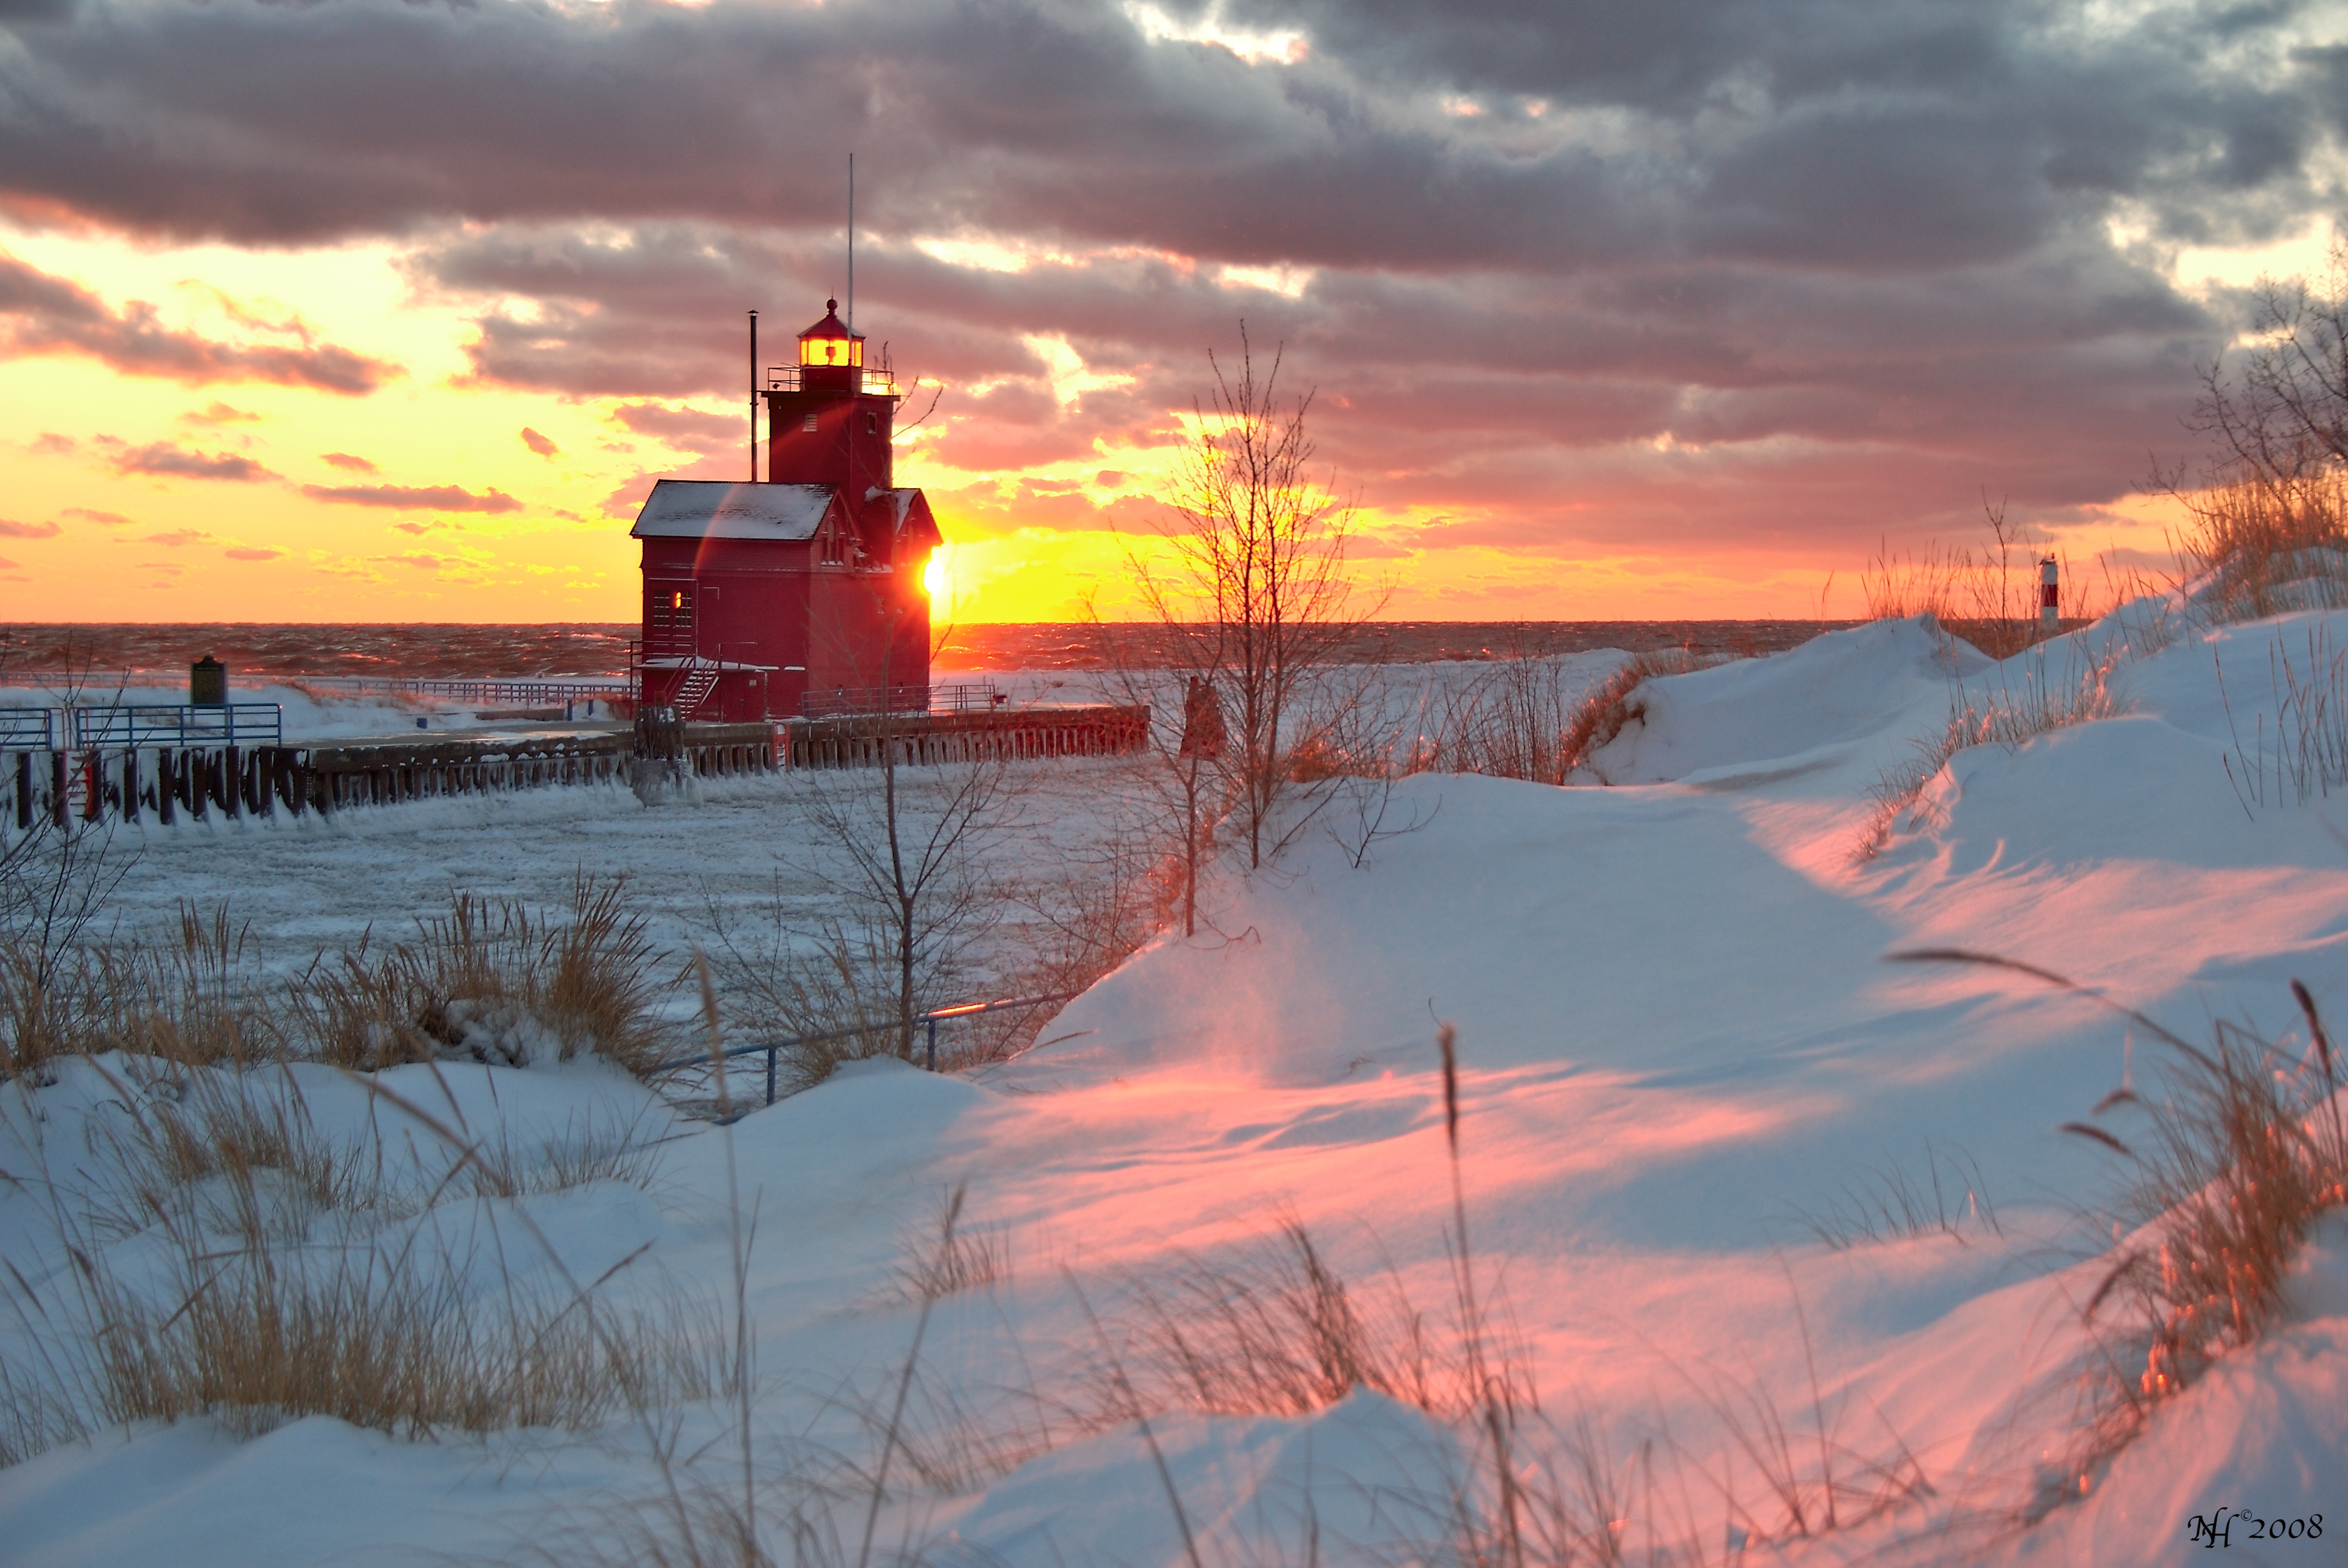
(4, 609, 2344, 1565)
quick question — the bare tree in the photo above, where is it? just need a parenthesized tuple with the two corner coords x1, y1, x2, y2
(2195, 242, 2348, 485)
(743, 583, 1016, 1067)
(1129, 327, 1377, 882)
(1085, 633, 1223, 938)
(1, 634, 138, 1073)
(2158, 244, 2348, 616)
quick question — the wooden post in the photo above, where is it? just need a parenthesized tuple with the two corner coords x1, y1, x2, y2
(49, 750, 68, 828)
(123, 748, 139, 826)
(14, 751, 29, 831)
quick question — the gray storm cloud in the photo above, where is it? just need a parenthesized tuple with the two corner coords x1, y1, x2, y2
(3, 0, 2340, 551)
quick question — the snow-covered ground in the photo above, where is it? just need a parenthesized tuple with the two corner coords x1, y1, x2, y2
(3, 610, 2345, 1565)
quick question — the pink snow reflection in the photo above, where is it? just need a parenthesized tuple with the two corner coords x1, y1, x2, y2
(977, 1057, 1807, 1275)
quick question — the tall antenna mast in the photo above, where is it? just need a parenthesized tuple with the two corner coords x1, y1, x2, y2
(846, 153, 855, 334)
(747, 309, 758, 482)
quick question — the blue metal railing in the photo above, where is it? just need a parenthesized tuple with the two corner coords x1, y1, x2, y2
(656, 992, 1074, 1109)
(69, 703, 283, 747)
(0, 708, 56, 748)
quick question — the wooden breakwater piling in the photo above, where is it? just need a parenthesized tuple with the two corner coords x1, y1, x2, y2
(3, 705, 1146, 829)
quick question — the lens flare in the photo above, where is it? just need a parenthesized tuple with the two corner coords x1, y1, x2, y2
(923, 552, 947, 598)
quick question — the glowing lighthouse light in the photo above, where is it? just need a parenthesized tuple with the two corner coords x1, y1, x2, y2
(798, 298, 864, 369)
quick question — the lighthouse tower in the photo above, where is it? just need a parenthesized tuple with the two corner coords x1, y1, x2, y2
(631, 300, 941, 721)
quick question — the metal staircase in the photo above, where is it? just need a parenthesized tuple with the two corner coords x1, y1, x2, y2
(673, 663, 720, 718)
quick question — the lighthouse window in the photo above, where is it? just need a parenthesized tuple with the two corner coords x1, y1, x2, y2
(865, 413, 878, 435)
(802, 413, 819, 432)
(649, 583, 695, 634)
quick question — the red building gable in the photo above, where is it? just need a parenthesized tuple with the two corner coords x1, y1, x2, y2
(632, 302, 942, 721)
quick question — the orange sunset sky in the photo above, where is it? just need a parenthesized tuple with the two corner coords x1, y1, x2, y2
(3, 0, 2342, 626)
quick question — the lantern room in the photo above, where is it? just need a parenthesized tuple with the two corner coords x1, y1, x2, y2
(628, 299, 941, 723)
(797, 300, 864, 378)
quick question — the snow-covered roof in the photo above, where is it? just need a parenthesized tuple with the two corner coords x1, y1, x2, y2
(865, 487, 943, 548)
(629, 480, 834, 541)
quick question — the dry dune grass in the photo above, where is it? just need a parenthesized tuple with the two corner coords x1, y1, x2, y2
(1, 1060, 713, 1467)
(1855, 504, 2132, 662)
(1857, 648, 2124, 861)
(1892, 953, 2348, 1505)
(1412, 646, 1708, 786)
(0, 904, 285, 1078)
(305, 875, 671, 1074)
(2172, 466, 2348, 625)
(2219, 618, 2348, 812)
(0, 875, 675, 1081)
(1106, 1218, 1471, 1420)
(2070, 980, 2348, 1467)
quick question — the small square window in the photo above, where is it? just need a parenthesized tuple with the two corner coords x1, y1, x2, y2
(802, 413, 819, 432)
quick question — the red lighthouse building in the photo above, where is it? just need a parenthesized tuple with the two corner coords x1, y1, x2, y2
(632, 301, 941, 721)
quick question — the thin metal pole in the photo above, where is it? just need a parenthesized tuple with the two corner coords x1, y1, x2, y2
(748, 310, 760, 482)
(847, 153, 854, 334)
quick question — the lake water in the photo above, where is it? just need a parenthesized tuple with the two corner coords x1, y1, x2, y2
(3, 620, 1854, 681)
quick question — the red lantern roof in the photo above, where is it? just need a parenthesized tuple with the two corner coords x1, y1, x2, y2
(800, 299, 859, 342)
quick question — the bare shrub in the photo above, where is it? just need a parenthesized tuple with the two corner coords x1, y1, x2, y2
(2158, 240, 2348, 627)
(983, 820, 1165, 1059)
(697, 905, 908, 1094)
(781, 754, 1015, 1063)
(0, 815, 139, 1078)
(1410, 649, 1590, 784)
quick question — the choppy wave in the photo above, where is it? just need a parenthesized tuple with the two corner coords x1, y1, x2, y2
(4, 619, 1850, 681)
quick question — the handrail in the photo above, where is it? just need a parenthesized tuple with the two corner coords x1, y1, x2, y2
(292, 676, 630, 704)
(799, 683, 934, 718)
(69, 703, 283, 748)
(794, 681, 1001, 720)
(0, 708, 57, 748)
(763, 365, 898, 397)
(656, 991, 1075, 1106)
